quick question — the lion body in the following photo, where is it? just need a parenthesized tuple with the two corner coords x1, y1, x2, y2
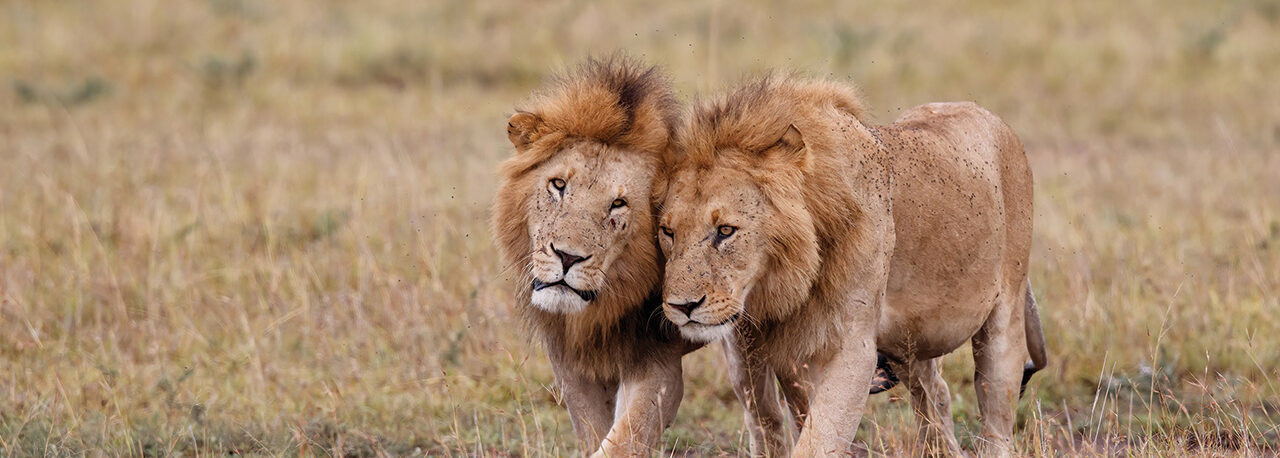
(662, 77, 1046, 456)
(873, 101, 1035, 365)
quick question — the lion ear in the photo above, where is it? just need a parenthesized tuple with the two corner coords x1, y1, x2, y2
(764, 124, 810, 171)
(507, 111, 543, 151)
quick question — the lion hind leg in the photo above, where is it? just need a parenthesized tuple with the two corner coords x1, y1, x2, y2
(971, 283, 1030, 458)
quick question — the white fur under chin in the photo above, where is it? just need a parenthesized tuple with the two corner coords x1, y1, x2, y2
(678, 322, 735, 343)
(530, 287, 589, 314)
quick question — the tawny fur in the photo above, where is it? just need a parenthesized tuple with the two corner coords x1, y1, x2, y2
(661, 75, 1047, 456)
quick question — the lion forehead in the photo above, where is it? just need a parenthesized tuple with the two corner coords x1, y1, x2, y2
(667, 167, 762, 220)
(597, 149, 657, 190)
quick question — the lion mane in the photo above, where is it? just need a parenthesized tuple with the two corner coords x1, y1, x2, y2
(674, 76, 888, 364)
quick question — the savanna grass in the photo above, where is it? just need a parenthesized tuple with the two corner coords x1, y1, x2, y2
(2, 0, 1277, 455)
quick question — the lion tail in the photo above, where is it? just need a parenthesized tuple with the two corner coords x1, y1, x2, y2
(1020, 278, 1048, 396)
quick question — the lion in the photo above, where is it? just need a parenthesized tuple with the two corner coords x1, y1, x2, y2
(491, 57, 789, 457)
(658, 76, 1048, 457)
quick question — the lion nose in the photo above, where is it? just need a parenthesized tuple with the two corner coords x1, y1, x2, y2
(667, 296, 706, 317)
(550, 243, 590, 273)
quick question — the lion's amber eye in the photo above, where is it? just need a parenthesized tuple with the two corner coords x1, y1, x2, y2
(717, 225, 737, 237)
(550, 178, 566, 192)
(661, 226, 674, 238)
(610, 198, 627, 209)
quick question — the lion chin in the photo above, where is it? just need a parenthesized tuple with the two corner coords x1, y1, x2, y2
(676, 322, 735, 343)
(530, 286, 591, 314)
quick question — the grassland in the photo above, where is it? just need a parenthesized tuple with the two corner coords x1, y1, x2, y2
(1, 0, 1278, 456)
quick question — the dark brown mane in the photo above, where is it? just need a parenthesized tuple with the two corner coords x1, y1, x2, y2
(502, 55, 680, 177)
(491, 56, 686, 380)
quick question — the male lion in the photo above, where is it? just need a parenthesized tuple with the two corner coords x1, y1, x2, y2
(491, 57, 785, 456)
(659, 76, 1048, 456)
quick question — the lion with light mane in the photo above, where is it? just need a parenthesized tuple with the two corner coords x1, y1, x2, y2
(492, 58, 789, 457)
(659, 76, 1048, 456)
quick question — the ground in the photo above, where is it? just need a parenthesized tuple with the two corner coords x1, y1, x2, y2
(1, 0, 1278, 456)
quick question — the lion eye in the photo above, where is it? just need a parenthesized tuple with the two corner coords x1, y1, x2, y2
(610, 198, 627, 209)
(549, 178, 566, 193)
(717, 225, 737, 238)
(661, 226, 674, 238)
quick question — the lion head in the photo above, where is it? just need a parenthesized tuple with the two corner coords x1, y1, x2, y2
(660, 77, 868, 342)
(493, 57, 677, 318)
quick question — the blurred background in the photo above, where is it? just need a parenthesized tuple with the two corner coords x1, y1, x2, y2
(2, 0, 1277, 455)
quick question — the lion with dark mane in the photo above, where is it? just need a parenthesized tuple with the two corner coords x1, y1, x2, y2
(659, 76, 1047, 456)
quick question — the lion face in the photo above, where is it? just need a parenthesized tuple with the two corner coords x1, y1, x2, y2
(494, 57, 677, 323)
(522, 140, 657, 314)
(659, 165, 770, 341)
(660, 125, 819, 343)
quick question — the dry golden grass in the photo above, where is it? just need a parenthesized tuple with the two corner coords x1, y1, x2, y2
(1, 0, 1278, 456)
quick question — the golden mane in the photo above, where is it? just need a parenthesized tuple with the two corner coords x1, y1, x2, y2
(677, 75, 870, 170)
(665, 74, 886, 363)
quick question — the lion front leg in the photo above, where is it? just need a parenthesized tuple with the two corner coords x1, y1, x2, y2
(724, 336, 792, 457)
(550, 357, 619, 455)
(776, 363, 812, 434)
(905, 358, 963, 457)
(592, 356, 683, 458)
(791, 301, 879, 457)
